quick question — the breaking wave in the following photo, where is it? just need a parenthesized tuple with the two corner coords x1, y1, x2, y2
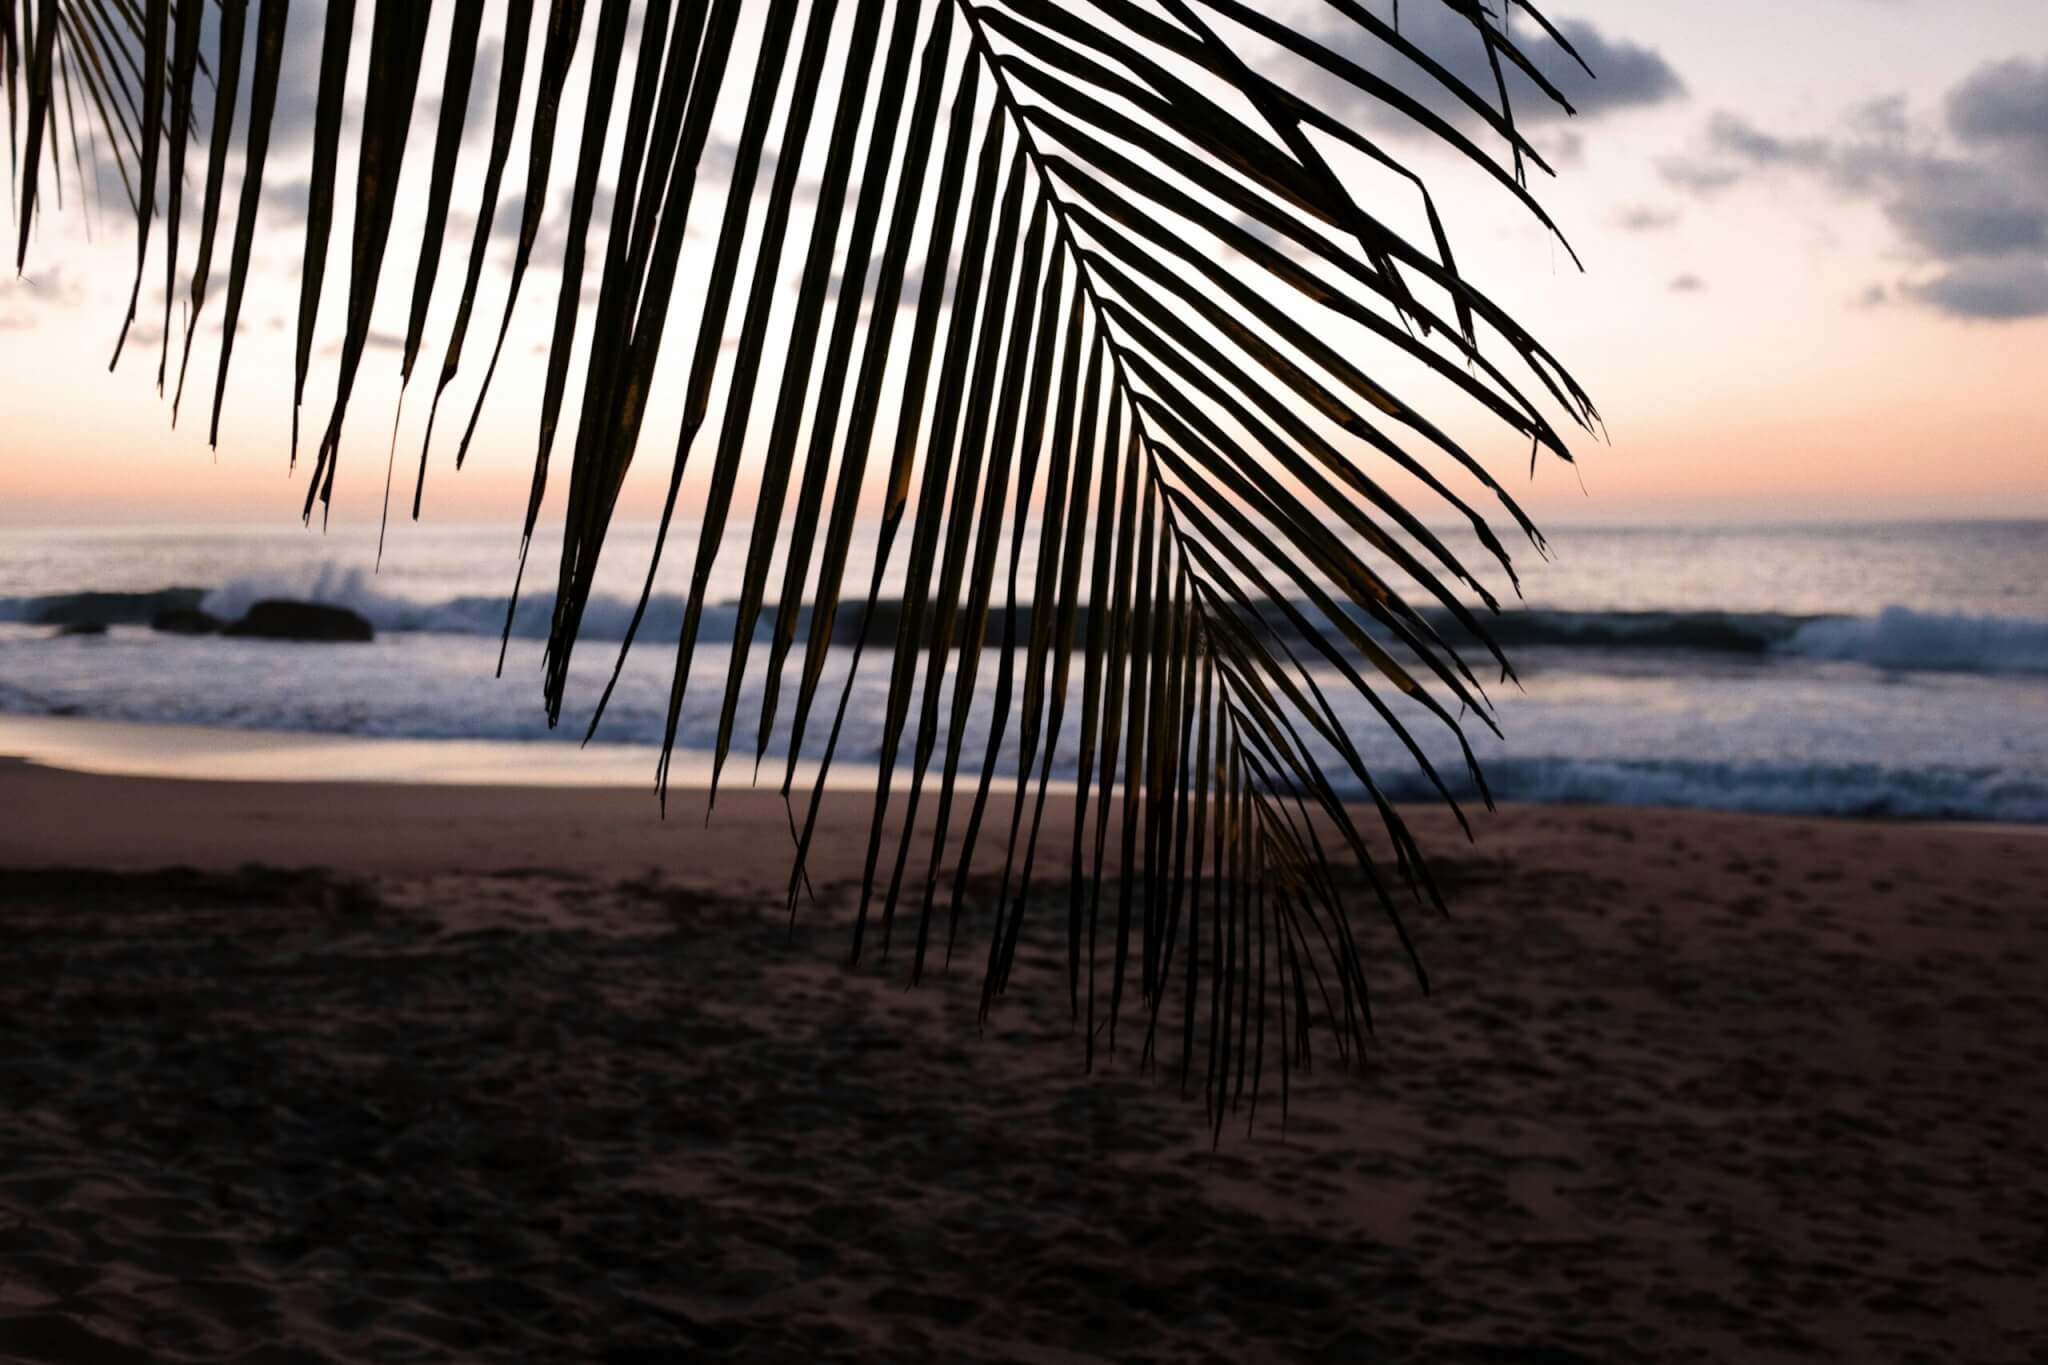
(1779, 606, 2048, 674)
(6, 575, 2045, 677)
(1365, 756, 2048, 824)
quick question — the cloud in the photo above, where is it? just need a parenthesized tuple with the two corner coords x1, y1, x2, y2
(492, 192, 528, 244)
(1281, 10, 1683, 138)
(1668, 273, 1705, 293)
(699, 137, 756, 183)
(0, 267, 85, 334)
(262, 178, 311, 226)
(1658, 159, 1740, 195)
(493, 184, 619, 264)
(825, 257, 937, 314)
(266, 6, 331, 153)
(124, 320, 166, 352)
(1662, 60, 2048, 321)
(1615, 205, 1680, 232)
(1905, 258, 2048, 321)
(16, 265, 80, 302)
(1879, 165, 2046, 258)
(464, 40, 503, 147)
(1689, 115, 2048, 262)
(1702, 113, 1829, 171)
(702, 137, 821, 205)
(1848, 94, 1911, 144)
(1947, 58, 2048, 161)
(1537, 127, 1585, 167)
(1541, 23, 1685, 119)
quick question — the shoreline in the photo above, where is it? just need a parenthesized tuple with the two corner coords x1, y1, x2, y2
(4, 713, 2045, 839)
(0, 712, 700, 788)
(3, 746, 2044, 884)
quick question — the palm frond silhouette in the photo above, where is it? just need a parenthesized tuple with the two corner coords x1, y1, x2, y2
(7, 0, 1598, 1120)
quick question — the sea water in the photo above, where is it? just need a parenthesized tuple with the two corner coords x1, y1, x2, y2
(1, 519, 2043, 821)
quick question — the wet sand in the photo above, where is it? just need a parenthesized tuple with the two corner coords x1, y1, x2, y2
(1, 759, 2043, 1362)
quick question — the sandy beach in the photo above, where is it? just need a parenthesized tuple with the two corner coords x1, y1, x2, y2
(1, 757, 2043, 1362)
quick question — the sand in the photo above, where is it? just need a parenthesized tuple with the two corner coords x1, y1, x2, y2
(1, 757, 2044, 1362)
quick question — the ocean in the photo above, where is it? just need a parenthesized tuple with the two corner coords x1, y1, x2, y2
(2, 519, 2043, 822)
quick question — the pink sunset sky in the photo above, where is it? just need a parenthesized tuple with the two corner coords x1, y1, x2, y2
(2, 0, 2045, 530)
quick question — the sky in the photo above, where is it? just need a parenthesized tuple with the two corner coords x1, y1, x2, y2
(2, 0, 2045, 533)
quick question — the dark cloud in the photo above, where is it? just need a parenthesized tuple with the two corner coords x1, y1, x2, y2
(492, 193, 527, 243)
(262, 178, 311, 226)
(269, 9, 505, 156)
(1543, 23, 1685, 118)
(493, 184, 618, 263)
(1905, 258, 2048, 321)
(1661, 112, 1843, 193)
(1615, 205, 1680, 232)
(1688, 115, 2045, 262)
(699, 138, 752, 182)
(463, 39, 503, 148)
(1663, 61, 2048, 321)
(1847, 94, 1910, 143)
(1703, 113, 1829, 170)
(265, 3, 331, 153)
(1947, 58, 2048, 156)
(1880, 166, 2046, 258)
(1668, 273, 1704, 293)
(1284, 10, 1683, 137)
(125, 320, 166, 352)
(701, 137, 821, 204)
(701, 138, 790, 193)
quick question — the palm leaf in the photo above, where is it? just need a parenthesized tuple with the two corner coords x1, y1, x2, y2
(412, 0, 535, 516)
(397, 0, 486, 397)
(153, 0, 198, 391)
(204, 0, 284, 446)
(289, 0, 354, 467)
(300, 0, 433, 526)
(164, 0, 238, 420)
(102, 0, 157, 366)
(19, 0, 1602, 1122)
(447, 0, 588, 474)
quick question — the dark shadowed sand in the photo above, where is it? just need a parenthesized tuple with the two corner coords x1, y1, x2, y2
(1, 759, 2044, 1362)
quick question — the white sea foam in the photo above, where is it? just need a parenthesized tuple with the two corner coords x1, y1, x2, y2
(188, 575, 2048, 678)
(197, 568, 734, 643)
(1367, 757, 2048, 824)
(1782, 606, 2048, 674)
